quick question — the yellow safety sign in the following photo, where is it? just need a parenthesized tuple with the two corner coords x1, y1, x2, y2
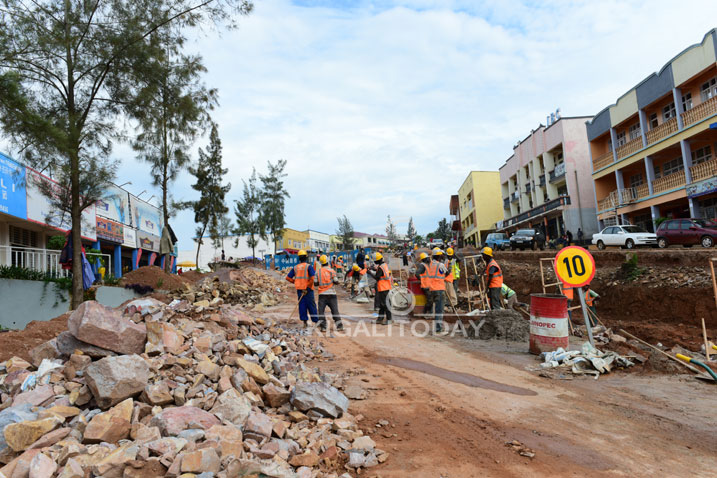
(553, 246, 595, 288)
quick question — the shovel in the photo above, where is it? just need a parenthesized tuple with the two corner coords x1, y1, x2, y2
(676, 354, 717, 382)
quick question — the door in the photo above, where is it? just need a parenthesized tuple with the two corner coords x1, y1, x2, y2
(603, 227, 617, 246)
(664, 220, 682, 244)
(680, 219, 698, 245)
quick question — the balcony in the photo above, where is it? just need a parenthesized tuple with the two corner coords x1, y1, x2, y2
(682, 96, 717, 128)
(690, 157, 717, 183)
(539, 175, 546, 186)
(549, 162, 566, 182)
(524, 184, 531, 194)
(619, 184, 650, 204)
(652, 170, 687, 194)
(593, 150, 614, 171)
(616, 135, 644, 160)
(510, 192, 519, 203)
(598, 190, 619, 211)
(503, 197, 510, 209)
(646, 117, 678, 145)
(501, 195, 571, 228)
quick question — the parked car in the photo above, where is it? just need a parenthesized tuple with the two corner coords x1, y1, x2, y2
(509, 229, 546, 250)
(429, 238, 444, 249)
(484, 233, 510, 251)
(592, 225, 657, 250)
(656, 218, 717, 248)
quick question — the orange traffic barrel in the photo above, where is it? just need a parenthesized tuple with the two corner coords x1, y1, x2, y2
(529, 294, 569, 355)
(407, 276, 425, 317)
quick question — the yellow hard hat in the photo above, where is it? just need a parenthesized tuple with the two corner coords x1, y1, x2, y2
(446, 247, 454, 256)
(298, 250, 307, 257)
(414, 245, 418, 250)
(432, 247, 443, 256)
(419, 252, 428, 260)
(375, 252, 383, 261)
(481, 246, 493, 257)
(365, 255, 369, 260)
(353, 264, 360, 271)
(319, 254, 328, 265)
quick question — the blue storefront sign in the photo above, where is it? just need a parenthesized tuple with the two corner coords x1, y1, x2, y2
(0, 153, 27, 219)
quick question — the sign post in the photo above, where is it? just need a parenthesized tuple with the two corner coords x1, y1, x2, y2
(554, 246, 597, 346)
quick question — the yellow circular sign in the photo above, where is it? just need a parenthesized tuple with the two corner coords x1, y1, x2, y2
(553, 246, 596, 288)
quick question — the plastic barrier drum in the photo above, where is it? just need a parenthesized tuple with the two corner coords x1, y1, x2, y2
(529, 294, 569, 355)
(407, 276, 425, 317)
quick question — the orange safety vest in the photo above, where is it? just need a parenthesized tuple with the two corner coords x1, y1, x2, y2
(377, 263, 392, 292)
(585, 290, 594, 307)
(419, 263, 430, 289)
(486, 259, 503, 288)
(318, 267, 336, 294)
(427, 260, 446, 291)
(290, 263, 313, 290)
(445, 259, 454, 283)
(336, 257, 343, 269)
(562, 284, 574, 300)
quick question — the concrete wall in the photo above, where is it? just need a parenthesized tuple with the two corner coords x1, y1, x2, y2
(562, 119, 600, 236)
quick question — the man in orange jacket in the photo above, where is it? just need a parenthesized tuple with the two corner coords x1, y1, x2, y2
(315, 255, 343, 331)
(481, 247, 503, 310)
(285, 250, 318, 326)
(368, 252, 393, 325)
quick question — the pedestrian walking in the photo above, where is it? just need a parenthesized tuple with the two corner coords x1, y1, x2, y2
(285, 250, 319, 327)
(566, 230, 573, 245)
(577, 228, 584, 245)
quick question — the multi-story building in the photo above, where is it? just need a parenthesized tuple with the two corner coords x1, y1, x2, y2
(498, 117, 598, 239)
(457, 171, 505, 246)
(353, 232, 391, 249)
(449, 195, 462, 246)
(305, 229, 330, 252)
(275, 228, 309, 254)
(589, 29, 717, 231)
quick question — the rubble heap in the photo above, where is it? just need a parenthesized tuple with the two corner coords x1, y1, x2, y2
(173, 267, 289, 312)
(0, 295, 385, 478)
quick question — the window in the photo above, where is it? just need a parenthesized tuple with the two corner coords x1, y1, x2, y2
(616, 131, 627, 147)
(649, 113, 659, 129)
(682, 93, 693, 112)
(622, 225, 648, 233)
(666, 220, 680, 230)
(679, 219, 694, 230)
(9, 226, 38, 248)
(700, 197, 717, 220)
(701, 77, 717, 102)
(661, 158, 684, 177)
(629, 123, 641, 141)
(629, 173, 643, 187)
(663, 102, 676, 121)
(691, 145, 712, 165)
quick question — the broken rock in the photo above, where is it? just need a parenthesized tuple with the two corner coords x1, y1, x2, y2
(149, 406, 220, 436)
(290, 382, 348, 418)
(67, 300, 147, 355)
(209, 389, 251, 426)
(84, 354, 150, 409)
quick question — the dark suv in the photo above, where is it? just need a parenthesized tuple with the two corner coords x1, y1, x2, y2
(510, 229, 546, 251)
(656, 218, 717, 248)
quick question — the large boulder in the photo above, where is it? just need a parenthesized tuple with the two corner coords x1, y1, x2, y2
(290, 382, 348, 418)
(55, 331, 117, 359)
(84, 355, 150, 409)
(67, 301, 146, 355)
(149, 406, 220, 436)
(209, 389, 251, 426)
(0, 404, 37, 451)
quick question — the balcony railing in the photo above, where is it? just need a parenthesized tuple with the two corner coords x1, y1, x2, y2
(652, 170, 687, 194)
(682, 96, 717, 128)
(500, 195, 571, 228)
(616, 135, 643, 160)
(510, 192, 519, 202)
(598, 190, 620, 211)
(525, 184, 531, 194)
(593, 150, 614, 171)
(646, 117, 678, 145)
(690, 157, 717, 183)
(619, 184, 650, 204)
(0, 245, 69, 277)
(539, 175, 546, 186)
(549, 163, 566, 182)
(503, 197, 510, 209)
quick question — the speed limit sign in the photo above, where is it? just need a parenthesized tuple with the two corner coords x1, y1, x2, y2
(554, 246, 595, 288)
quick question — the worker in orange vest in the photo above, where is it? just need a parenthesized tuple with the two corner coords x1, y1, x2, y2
(562, 283, 574, 319)
(368, 252, 393, 325)
(584, 283, 600, 327)
(444, 247, 460, 307)
(347, 263, 367, 298)
(285, 250, 319, 326)
(315, 255, 343, 332)
(414, 252, 433, 315)
(481, 247, 503, 310)
(335, 255, 344, 279)
(427, 248, 448, 333)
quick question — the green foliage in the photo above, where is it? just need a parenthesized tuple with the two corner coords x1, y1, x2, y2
(434, 218, 451, 243)
(235, 168, 266, 261)
(156, 278, 164, 289)
(103, 276, 121, 286)
(260, 160, 290, 254)
(620, 252, 645, 282)
(85, 248, 106, 269)
(0, 266, 71, 305)
(336, 215, 355, 251)
(47, 236, 66, 251)
(385, 215, 398, 246)
(406, 217, 417, 243)
(655, 217, 669, 228)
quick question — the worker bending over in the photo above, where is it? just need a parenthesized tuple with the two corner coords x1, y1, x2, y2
(427, 248, 448, 333)
(584, 283, 600, 327)
(368, 252, 393, 325)
(315, 255, 344, 332)
(481, 247, 503, 310)
(445, 247, 460, 307)
(285, 250, 319, 326)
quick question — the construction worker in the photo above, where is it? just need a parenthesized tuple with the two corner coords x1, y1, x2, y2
(501, 283, 519, 309)
(335, 255, 344, 280)
(584, 283, 600, 327)
(414, 252, 433, 316)
(368, 252, 393, 325)
(427, 248, 448, 333)
(481, 247, 503, 310)
(562, 283, 574, 319)
(444, 247, 460, 308)
(315, 255, 344, 331)
(285, 250, 319, 327)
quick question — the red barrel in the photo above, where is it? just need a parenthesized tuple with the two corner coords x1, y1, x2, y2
(529, 294, 569, 355)
(407, 276, 425, 317)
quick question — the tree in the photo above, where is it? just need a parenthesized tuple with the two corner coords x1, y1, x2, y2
(259, 160, 290, 254)
(0, 0, 253, 307)
(131, 47, 217, 248)
(234, 168, 266, 263)
(336, 215, 355, 251)
(434, 218, 451, 243)
(406, 217, 417, 244)
(186, 124, 230, 268)
(385, 215, 398, 247)
(211, 213, 232, 251)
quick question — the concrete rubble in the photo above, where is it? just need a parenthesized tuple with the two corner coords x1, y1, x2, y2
(0, 267, 386, 478)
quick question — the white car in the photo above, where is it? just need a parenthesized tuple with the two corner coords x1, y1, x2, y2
(592, 225, 657, 250)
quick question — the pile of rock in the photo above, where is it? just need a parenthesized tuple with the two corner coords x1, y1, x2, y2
(0, 296, 385, 478)
(174, 267, 288, 311)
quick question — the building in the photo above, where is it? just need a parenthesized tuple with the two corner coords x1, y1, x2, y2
(0, 151, 168, 278)
(457, 171, 504, 245)
(353, 232, 391, 249)
(329, 234, 360, 251)
(449, 194, 462, 246)
(178, 234, 275, 269)
(275, 228, 309, 254)
(305, 229, 330, 252)
(588, 29, 717, 231)
(498, 117, 598, 239)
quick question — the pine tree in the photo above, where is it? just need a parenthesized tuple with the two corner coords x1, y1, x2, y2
(235, 169, 266, 263)
(406, 217, 417, 243)
(336, 215, 355, 251)
(435, 218, 451, 243)
(386, 215, 398, 247)
(259, 160, 290, 255)
(186, 124, 230, 268)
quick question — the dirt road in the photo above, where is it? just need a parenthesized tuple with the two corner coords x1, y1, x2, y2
(267, 290, 717, 478)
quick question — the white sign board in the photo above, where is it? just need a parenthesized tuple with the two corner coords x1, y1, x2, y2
(123, 227, 137, 249)
(130, 195, 161, 235)
(96, 184, 130, 225)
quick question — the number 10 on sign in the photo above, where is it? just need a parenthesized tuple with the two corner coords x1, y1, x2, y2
(554, 246, 597, 346)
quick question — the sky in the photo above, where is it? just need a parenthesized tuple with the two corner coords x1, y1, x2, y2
(6, 1, 717, 250)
